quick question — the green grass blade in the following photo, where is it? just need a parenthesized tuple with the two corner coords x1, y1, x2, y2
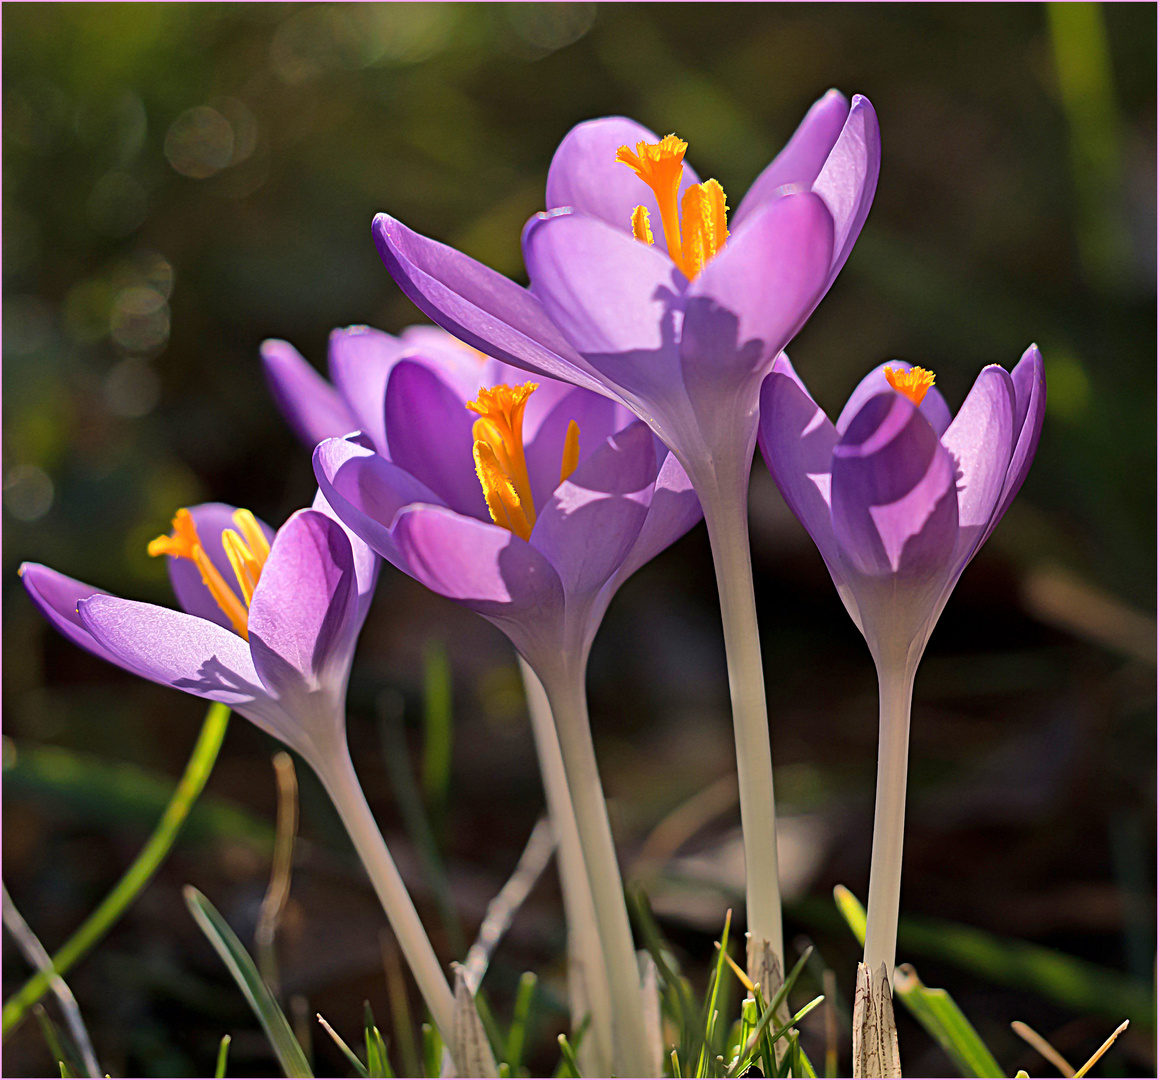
(215, 1034, 231, 1078)
(421, 640, 453, 833)
(555, 1033, 581, 1078)
(421, 1021, 442, 1078)
(894, 964, 1003, 1077)
(833, 884, 867, 946)
(505, 971, 537, 1073)
(316, 1013, 368, 1078)
(3, 703, 232, 1036)
(697, 909, 732, 1077)
(363, 1002, 393, 1078)
(33, 1004, 78, 1078)
(183, 886, 312, 1078)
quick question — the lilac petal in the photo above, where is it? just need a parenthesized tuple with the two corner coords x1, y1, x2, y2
(313, 436, 446, 568)
(20, 563, 118, 666)
(545, 116, 702, 255)
(733, 90, 850, 229)
(372, 214, 610, 398)
(835, 362, 952, 437)
(524, 386, 628, 512)
(391, 504, 565, 657)
(831, 393, 959, 578)
(522, 210, 685, 403)
(812, 94, 881, 285)
(312, 487, 379, 630)
(247, 510, 358, 702)
(327, 326, 412, 454)
(940, 366, 1015, 558)
(531, 420, 656, 598)
(757, 370, 841, 572)
(384, 360, 487, 519)
(78, 595, 265, 708)
(167, 504, 276, 631)
(261, 339, 357, 448)
(990, 344, 1046, 533)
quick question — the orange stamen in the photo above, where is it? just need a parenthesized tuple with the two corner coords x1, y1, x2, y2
(883, 366, 937, 407)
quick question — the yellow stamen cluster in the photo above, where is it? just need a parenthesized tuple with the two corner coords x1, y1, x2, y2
(148, 507, 270, 639)
(467, 384, 582, 541)
(616, 134, 730, 279)
(883, 366, 937, 407)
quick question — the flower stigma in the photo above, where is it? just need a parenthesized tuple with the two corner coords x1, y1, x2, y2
(882, 366, 937, 407)
(467, 383, 581, 541)
(148, 507, 270, 639)
(616, 134, 730, 279)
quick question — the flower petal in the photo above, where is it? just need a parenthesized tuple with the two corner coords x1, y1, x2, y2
(261, 339, 357, 447)
(384, 360, 487, 518)
(392, 504, 565, 659)
(327, 326, 412, 454)
(811, 94, 880, 285)
(990, 344, 1046, 535)
(312, 487, 379, 630)
(531, 420, 656, 598)
(522, 209, 685, 404)
(247, 509, 358, 703)
(20, 563, 117, 665)
(372, 214, 609, 397)
(313, 436, 446, 568)
(545, 116, 702, 254)
(831, 393, 959, 578)
(732, 90, 850, 229)
(166, 504, 276, 631)
(835, 362, 952, 438)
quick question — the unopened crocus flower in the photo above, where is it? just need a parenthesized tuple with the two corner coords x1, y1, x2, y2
(313, 358, 700, 1076)
(369, 90, 880, 982)
(20, 500, 475, 1062)
(758, 346, 1045, 1073)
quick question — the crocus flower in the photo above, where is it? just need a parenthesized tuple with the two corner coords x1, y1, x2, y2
(368, 88, 879, 981)
(19, 500, 477, 1061)
(758, 345, 1045, 1072)
(311, 352, 700, 1076)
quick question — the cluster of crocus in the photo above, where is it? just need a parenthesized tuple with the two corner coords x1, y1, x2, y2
(21, 86, 1045, 1079)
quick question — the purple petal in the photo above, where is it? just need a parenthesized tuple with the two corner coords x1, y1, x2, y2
(247, 509, 358, 700)
(78, 595, 265, 708)
(20, 563, 118, 666)
(835, 362, 952, 438)
(831, 393, 959, 578)
(327, 326, 411, 454)
(372, 214, 609, 397)
(545, 116, 702, 254)
(391, 504, 565, 658)
(531, 420, 656, 598)
(313, 436, 446, 568)
(312, 487, 379, 630)
(940, 366, 1015, 551)
(522, 210, 685, 404)
(384, 360, 487, 519)
(733, 90, 850, 229)
(757, 369, 841, 572)
(989, 344, 1046, 535)
(812, 94, 881, 285)
(166, 504, 276, 631)
(261, 339, 357, 448)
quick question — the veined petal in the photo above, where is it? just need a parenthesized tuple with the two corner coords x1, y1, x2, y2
(261, 339, 357, 448)
(989, 344, 1046, 536)
(831, 393, 959, 579)
(371, 214, 609, 398)
(313, 436, 446, 569)
(835, 362, 952, 438)
(247, 510, 358, 705)
(732, 90, 850, 229)
(384, 360, 487, 519)
(531, 420, 656, 598)
(20, 564, 117, 666)
(327, 326, 412, 454)
(545, 116, 701, 254)
(167, 504, 275, 632)
(311, 487, 379, 631)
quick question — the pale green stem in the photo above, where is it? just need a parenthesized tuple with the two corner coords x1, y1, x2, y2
(699, 475, 784, 970)
(518, 658, 614, 1075)
(862, 660, 917, 982)
(314, 746, 456, 1047)
(541, 669, 653, 1078)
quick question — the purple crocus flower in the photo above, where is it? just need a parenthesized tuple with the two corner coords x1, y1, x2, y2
(366, 89, 879, 981)
(759, 345, 1045, 1059)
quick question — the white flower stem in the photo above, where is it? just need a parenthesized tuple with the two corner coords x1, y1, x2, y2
(540, 667, 653, 1078)
(315, 746, 457, 1046)
(862, 659, 917, 982)
(699, 476, 784, 971)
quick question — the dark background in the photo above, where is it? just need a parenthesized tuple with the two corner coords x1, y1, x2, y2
(4, 3, 1155, 1076)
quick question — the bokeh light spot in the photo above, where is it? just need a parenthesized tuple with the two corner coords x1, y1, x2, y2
(164, 105, 234, 178)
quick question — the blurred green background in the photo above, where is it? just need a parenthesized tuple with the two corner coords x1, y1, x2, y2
(3, 3, 1155, 1076)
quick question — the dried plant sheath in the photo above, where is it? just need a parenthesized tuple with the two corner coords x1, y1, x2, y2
(853, 962, 901, 1079)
